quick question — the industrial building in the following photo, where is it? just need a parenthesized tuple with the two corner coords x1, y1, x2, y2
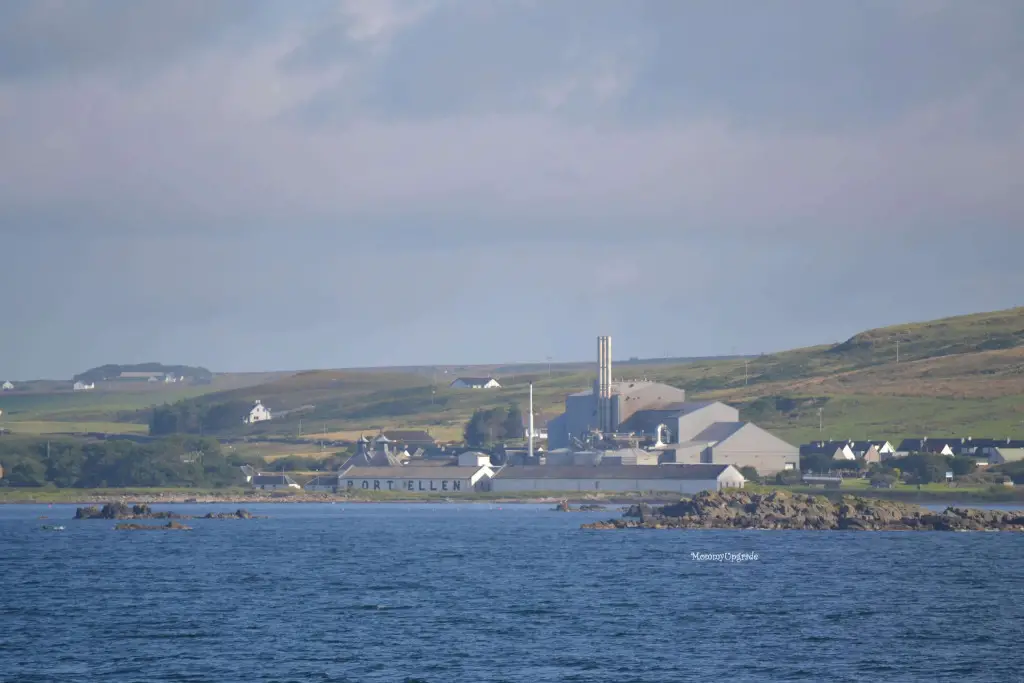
(544, 336, 798, 474)
(490, 464, 745, 494)
(338, 465, 494, 493)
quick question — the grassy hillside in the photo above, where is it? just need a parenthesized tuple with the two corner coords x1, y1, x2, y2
(4, 307, 1023, 443)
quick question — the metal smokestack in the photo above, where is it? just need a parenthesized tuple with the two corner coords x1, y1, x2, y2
(528, 382, 535, 460)
(597, 335, 612, 433)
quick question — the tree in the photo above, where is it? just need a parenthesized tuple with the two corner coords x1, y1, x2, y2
(738, 466, 759, 481)
(503, 403, 525, 441)
(464, 407, 511, 447)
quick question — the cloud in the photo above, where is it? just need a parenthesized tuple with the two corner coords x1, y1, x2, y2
(0, 1, 1022, 377)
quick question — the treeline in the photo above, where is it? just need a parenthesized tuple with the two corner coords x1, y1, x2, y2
(463, 404, 524, 447)
(149, 400, 253, 436)
(74, 363, 213, 383)
(0, 436, 245, 488)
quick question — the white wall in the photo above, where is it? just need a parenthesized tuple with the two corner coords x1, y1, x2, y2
(490, 478, 731, 494)
(341, 477, 480, 493)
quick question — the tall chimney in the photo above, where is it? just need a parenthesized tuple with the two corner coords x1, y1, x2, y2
(597, 335, 613, 433)
(528, 382, 535, 460)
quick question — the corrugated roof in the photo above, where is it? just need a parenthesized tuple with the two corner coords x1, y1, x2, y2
(493, 464, 731, 480)
(340, 466, 490, 479)
(691, 422, 746, 442)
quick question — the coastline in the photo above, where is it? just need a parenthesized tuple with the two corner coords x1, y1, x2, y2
(2, 486, 1023, 506)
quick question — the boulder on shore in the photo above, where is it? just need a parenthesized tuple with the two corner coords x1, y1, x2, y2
(582, 490, 1024, 532)
(75, 505, 262, 521)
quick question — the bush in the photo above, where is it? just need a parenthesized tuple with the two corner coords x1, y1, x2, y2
(738, 466, 759, 481)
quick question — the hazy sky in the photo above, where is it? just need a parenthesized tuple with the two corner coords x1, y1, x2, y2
(1, 0, 1022, 379)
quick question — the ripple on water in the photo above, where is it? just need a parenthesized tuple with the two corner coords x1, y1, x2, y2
(2, 503, 1024, 683)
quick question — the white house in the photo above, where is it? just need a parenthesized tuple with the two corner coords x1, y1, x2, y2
(491, 464, 745, 495)
(449, 377, 501, 389)
(251, 473, 301, 490)
(73, 381, 95, 391)
(1, 380, 13, 391)
(339, 465, 494, 493)
(243, 400, 272, 424)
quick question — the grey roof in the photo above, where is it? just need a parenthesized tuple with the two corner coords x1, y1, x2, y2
(305, 475, 340, 487)
(452, 377, 498, 384)
(340, 466, 490, 479)
(691, 422, 746, 442)
(993, 448, 1024, 462)
(252, 474, 297, 485)
(380, 430, 435, 443)
(493, 464, 732, 480)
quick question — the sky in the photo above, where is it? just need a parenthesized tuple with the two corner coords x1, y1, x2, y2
(1, 0, 1022, 379)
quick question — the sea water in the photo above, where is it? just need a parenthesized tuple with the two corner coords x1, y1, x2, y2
(2, 502, 1023, 682)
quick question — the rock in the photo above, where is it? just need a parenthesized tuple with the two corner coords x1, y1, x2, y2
(580, 490, 1024, 532)
(114, 521, 193, 531)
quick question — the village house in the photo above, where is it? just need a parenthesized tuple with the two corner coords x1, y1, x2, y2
(243, 400, 272, 424)
(800, 441, 857, 462)
(72, 381, 95, 391)
(897, 438, 956, 456)
(851, 441, 895, 460)
(377, 430, 436, 448)
(449, 377, 501, 389)
(251, 473, 301, 490)
(2, 380, 14, 391)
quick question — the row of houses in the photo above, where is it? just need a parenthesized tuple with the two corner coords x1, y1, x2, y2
(801, 438, 1024, 466)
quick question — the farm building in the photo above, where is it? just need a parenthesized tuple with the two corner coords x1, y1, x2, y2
(449, 377, 501, 389)
(2, 380, 13, 391)
(243, 400, 272, 424)
(490, 464, 745, 494)
(251, 474, 301, 490)
(73, 381, 95, 391)
(338, 465, 494, 493)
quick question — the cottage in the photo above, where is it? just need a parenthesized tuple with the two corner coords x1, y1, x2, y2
(72, 381, 95, 391)
(1, 380, 14, 391)
(457, 451, 493, 467)
(449, 377, 501, 389)
(491, 464, 745, 495)
(851, 441, 894, 460)
(897, 438, 956, 457)
(338, 465, 494, 493)
(251, 473, 301, 490)
(243, 400, 272, 424)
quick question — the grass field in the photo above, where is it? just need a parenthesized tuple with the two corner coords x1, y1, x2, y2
(5, 306, 1024, 443)
(0, 420, 149, 435)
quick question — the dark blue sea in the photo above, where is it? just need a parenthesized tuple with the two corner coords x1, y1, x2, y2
(2, 502, 1024, 683)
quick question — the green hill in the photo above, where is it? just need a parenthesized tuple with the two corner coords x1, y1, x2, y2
(4, 307, 1023, 444)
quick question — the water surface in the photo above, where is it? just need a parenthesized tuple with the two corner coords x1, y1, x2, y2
(2, 503, 1023, 682)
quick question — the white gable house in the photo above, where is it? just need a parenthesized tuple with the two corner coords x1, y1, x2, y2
(243, 400, 272, 424)
(1, 381, 13, 391)
(449, 377, 501, 389)
(73, 381, 95, 391)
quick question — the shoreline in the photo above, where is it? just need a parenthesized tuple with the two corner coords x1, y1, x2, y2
(2, 487, 1022, 506)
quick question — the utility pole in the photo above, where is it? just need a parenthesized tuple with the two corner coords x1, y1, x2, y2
(298, 419, 302, 438)
(896, 336, 900, 364)
(818, 407, 823, 435)
(744, 359, 749, 385)
(546, 356, 552, 378)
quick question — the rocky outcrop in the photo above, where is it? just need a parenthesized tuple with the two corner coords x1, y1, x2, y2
(202, 509, 261, 519)
(114, 521, 193, 531)
(582, 490, 1024, 532)
(553, 501, 607, 512)
(75, 504, 261, 520)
